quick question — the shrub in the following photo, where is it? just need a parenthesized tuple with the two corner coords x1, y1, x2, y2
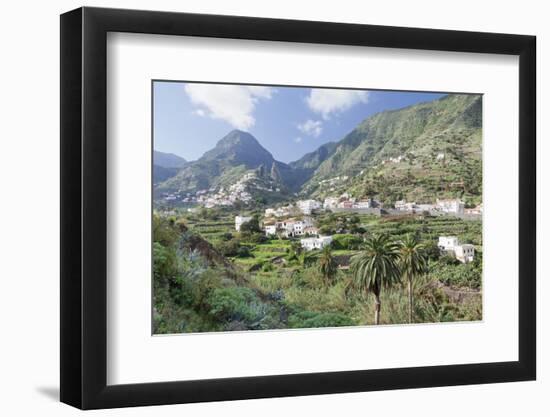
(288, 311, 355, 328)
(236, 246, 252, 258)
(215, 240, 241, 257)
(331, 234, 363, 250)
(207, 287, 258, 322)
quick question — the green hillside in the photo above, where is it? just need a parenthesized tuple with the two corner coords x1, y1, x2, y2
(155, 94, 482, 207)
(299, 94, 482, 205)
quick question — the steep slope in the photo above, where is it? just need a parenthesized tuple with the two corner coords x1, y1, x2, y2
(299, 94, 482, 204)
(153, 150, 187, 168)
(153, 165, 180, 184)
(156, 130, 303, 203)
(288, 141, 339, 179)
(153, 151, 188, 184)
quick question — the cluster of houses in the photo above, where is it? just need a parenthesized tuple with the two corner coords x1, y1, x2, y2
(300, 235, 333, 251)
(264, 199, 324, 218)
(323, 193, 377, 210)
(380, 154, 407, 165)
(438, 236, 475, 263)
(236, 211, 477, 258)
(196, 173, 258, 208)
(394, 198, 482, 217)
(263, 217, 319, 238)
(235, 208, 333, 251)
(163, 171, 284, 207)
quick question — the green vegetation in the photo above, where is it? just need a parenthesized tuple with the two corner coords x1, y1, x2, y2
(154, 95, 481, 208)
(153, 208, 482, 334)
(398, 234, 428, 323)
(152, 93, 483, 333)
(349, 234, 402, 325)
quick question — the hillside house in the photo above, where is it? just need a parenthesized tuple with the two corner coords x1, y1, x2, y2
(395, 200, 416, 211)
(300, 236, 333, 251)
(296, 199, 322, 214)
(438, 236, 460, 252)
(235, 215, 252, 231)
(264, 224, 278, 236)
(438, 236, 475, 263)
(436, 199, 465, 215)
(454, 244, 475, 263)
(353, 199, 373, 209)
(264, 204, 295, 218)
(264, 217, 314, 238)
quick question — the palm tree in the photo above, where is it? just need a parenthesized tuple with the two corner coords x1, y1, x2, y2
(319, 246, 338, 288)
(350, 234, 401, 325)
(399, 234, 427, 324)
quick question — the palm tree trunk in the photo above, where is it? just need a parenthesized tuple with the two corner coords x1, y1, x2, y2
(374, 294, 381, 325)
(408, 277, 413, 324)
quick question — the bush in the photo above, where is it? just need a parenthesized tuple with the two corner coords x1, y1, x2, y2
(207, 287, 259, 323)
(331, 234, 363, 250)
(288, 311, 355, 328)
(236, 246, 252, 258)
(239, 216, 261, 233)
(429, 260, 482, 289)
(221, 232, 234, 241)
(152, 242, 177, 283)
(215, 240, 241, 257)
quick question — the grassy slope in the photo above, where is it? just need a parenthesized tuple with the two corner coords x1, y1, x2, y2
(300, 94, 482, 204)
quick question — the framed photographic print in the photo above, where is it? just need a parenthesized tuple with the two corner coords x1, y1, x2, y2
(60, 6, 536, 410)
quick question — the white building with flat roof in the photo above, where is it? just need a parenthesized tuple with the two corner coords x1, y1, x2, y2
(264, 224, 278, 236)
(436, 199, 465, 215)
(235, 215, 252, 231)
(264, 217, 314, 238)
(454, 244, 475, 263)
(300, 236, 333, 251)
(296, 199, 322, 214)
(438, 236, 460, 251)
(438, 236, 475, 263)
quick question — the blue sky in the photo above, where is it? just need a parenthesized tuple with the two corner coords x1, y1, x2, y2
(153, 81, 446, 163)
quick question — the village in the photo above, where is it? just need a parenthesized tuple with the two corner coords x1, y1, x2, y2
(234, 193, 479, 263)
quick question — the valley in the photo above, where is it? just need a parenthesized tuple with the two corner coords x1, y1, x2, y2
(152, 92, 483, 334)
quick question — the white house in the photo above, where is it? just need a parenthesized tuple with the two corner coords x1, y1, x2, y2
(438, 236, 460, 252)
(296, 199, 322, 215)
(395, 200, 416, 211)
(438, 236, 475, 263)
(264, 204, 296, 218)
(300, 236, 333, 251)
(235, 215, 252, 231)
(454, 244, 475, 263)
(286, 217, 314, 237)
(436, 199, 465, 215)
(353, 199, 372, 209)
(264, 217, 314, 238)
(264, 224, 278, 236)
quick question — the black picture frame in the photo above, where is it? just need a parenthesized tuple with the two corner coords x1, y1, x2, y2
(60, 6, 536, 410)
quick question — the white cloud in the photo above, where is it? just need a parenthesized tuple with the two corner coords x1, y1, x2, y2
(297, 119, 323, 138)
(294, 137, 303, 143)
(184, 84, 275, 130)
(306, 89, 369, 119)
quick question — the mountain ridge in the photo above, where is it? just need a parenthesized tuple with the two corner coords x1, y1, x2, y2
(155, 94, 482, 206)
